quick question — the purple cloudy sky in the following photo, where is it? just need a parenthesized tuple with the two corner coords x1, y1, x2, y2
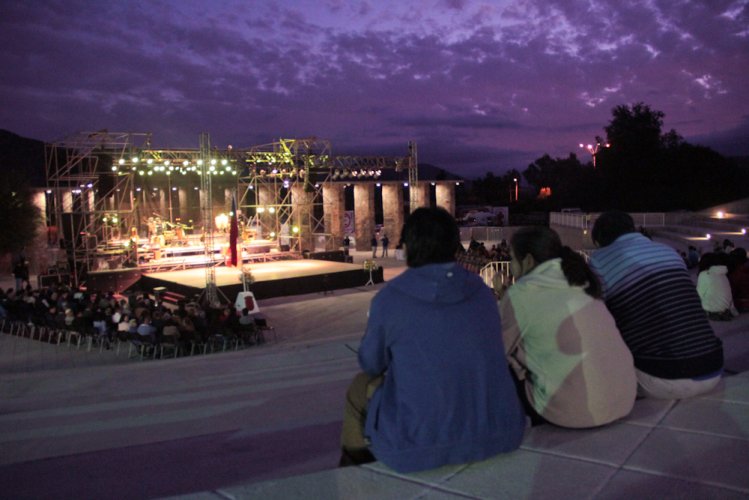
(1, 0, 748, 177)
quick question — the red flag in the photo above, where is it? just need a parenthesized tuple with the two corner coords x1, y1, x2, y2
(229, 193, 239, 267)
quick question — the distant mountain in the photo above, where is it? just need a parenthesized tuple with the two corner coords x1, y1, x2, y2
(0, 129, 46, 187)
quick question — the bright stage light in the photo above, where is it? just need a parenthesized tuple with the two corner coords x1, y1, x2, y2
(210, 159, 217, 165)
(197, 159, 203, 166)
(221, 159, 228, 166)
(147, 158, 153, 165)
(292, 226, 299, 234)
(716, 211, 725, 219)
(257, 207, 265, 213)
(118, 158, 125, 165)
(268, 207, 276, 214)
(164, 160, 171, 166)
(743, 228, 747, 235)
(706, 233, 712, 239)
(269, 231, 276, 238)
(132, 157, 139, 163)
(111, 166, 118, 171)
(215, 213, 229, 231)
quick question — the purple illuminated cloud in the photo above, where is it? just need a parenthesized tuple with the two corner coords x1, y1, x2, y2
(0, 0, 747, 178)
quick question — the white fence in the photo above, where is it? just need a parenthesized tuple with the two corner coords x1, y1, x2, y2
(551, 212, 666, 229)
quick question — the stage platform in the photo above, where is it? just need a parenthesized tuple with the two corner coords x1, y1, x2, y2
(131, 259, 384, 301)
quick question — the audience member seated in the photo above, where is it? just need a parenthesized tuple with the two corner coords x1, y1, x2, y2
(136, 315, 156, 342)
(687, 245, 700, 270)
(340, 207, 525, 472)
(697, 253, 738, 321)
(728, 248, 749, 312)
(589, 211, 723, 400)
(500, 226, 636, 428)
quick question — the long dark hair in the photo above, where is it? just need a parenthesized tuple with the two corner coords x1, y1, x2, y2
(510, 226, 602, 298)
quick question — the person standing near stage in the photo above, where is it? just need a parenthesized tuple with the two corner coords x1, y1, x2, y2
(380, 233, 389, 258)
(370, 234, 378, 259)
(340, 207, 525, 472)
(13, 257, 30, 292)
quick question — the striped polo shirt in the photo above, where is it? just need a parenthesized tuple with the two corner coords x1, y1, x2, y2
(589, 233, 723, 379)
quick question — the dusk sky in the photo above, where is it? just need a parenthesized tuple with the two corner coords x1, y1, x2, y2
(1, 0, 748, 178)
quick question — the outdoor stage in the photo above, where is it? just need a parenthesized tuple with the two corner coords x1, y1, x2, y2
(132, 259, 384, 301)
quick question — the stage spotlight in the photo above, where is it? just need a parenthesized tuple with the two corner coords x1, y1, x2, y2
(268, 207, 276, 214)
(292, 226, 299, 234)
(147, 158, 154, 165)
(136, 187, 142, 192)
(132, 157, 139, 163)
(269, 231, 276, 238)
(138, 170, 145, 176)
(403, 182, 409, 187)
(257, 207, 265, 213)
(111, 166, 118, 172)
(197, 159, 203, 166)
(221, 159, 228, 166)
(210, 159, 217, 165)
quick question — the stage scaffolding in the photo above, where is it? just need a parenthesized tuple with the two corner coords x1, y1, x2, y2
(45, 132, 416, 288)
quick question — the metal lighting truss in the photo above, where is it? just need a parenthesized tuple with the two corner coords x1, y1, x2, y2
(45, 130, 152, 286)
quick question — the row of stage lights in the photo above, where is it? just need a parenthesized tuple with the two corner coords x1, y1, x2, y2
(331, 168, 382, 180)
(113, 157, 237, 176)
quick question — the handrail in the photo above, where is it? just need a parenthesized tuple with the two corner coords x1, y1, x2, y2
(479, 261, 513, 291)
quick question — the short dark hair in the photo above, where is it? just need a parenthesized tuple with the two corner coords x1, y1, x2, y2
(401, 207, 460, 267)
(592, 211, 635, 248)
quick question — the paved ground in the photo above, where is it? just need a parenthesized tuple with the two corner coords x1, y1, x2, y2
(1, 248, 748, 499)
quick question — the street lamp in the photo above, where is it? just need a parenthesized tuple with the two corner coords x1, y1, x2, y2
(579, 141, 610, 168)
(513, 177, 518, 202)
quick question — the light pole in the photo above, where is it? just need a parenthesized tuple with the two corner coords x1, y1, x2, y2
(579, 142, 610, 168)
(513, 177, 518, 202)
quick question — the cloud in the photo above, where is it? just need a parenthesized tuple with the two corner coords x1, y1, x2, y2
(0, 0, 747, 178)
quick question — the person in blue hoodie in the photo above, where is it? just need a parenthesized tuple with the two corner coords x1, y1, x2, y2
(339, 207, 525, 472)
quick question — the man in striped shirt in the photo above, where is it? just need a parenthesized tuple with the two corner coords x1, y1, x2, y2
(589, 211, 723, 399)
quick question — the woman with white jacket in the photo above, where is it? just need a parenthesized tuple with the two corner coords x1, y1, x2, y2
(500, 226, 637, 428)
(697, 252, 738, 320)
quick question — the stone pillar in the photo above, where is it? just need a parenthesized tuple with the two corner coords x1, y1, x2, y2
(323, 183, 345, 251)
(291, 185, 314, 252)
(409, 183, 430, 212)
(354, 183, 375, 251)
(158, 187, 167, 218)
(177, 187, 187, 222)
(62, 191, 73, 213)
(436, 183, 456, 217)
(382, 184, 404, 246)
(257, 185, 275, 240)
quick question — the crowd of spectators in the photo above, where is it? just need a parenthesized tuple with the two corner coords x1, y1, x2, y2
(0, 283, 264, 354)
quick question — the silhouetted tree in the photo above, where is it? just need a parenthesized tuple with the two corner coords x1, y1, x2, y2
(0, 179, 41, 255)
